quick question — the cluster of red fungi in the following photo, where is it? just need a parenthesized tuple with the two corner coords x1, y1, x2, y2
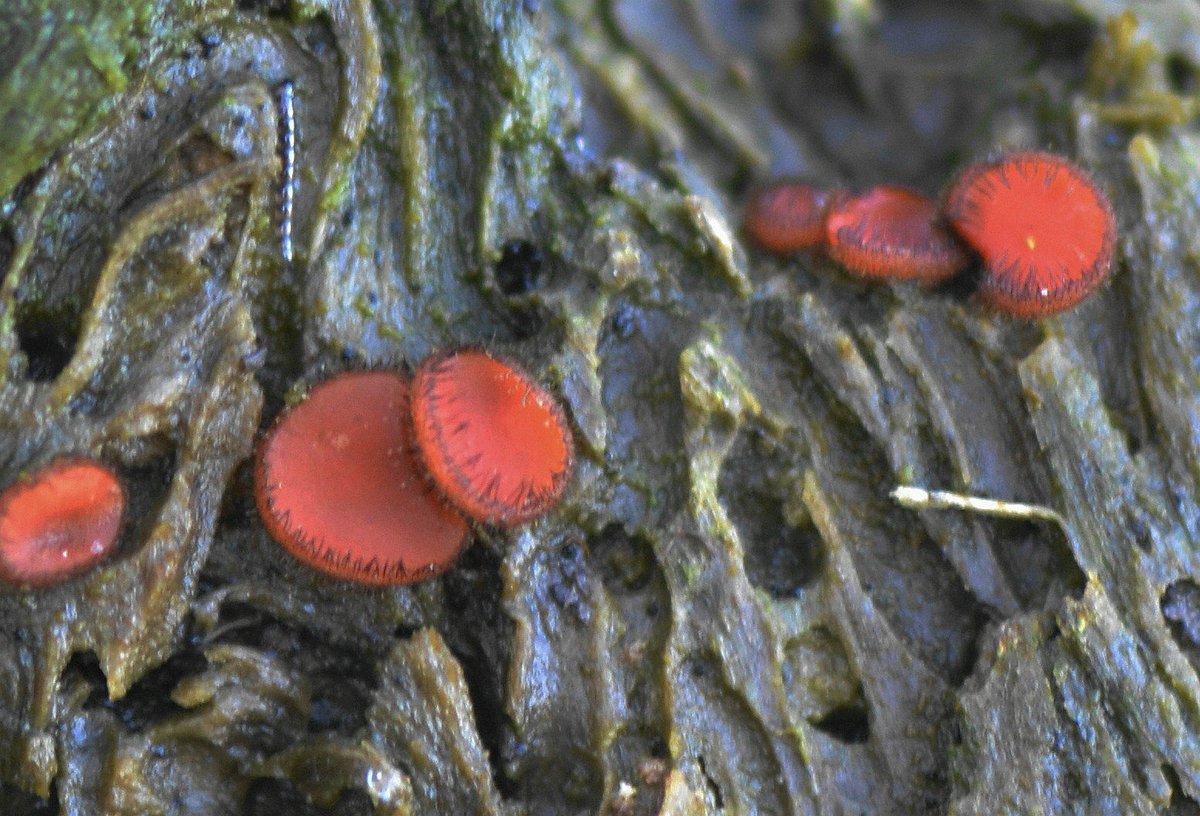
(0, 349, 574, 589)
(745, 150, 1117, 318)
(0, 150, 1116, 589)
(255, 349, 574, 585)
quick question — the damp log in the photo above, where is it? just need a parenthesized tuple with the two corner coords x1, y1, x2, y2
(2, 1, 1200, 814)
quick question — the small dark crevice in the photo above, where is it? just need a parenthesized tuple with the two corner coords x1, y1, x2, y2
(1123, 425, 1144, 458)
(1162, 580, 1200, 671)
(1025, 17, 1101, 73)
(1167, 54, 1198, 95)
(743, 518, 824, 599)
(486, 239, 550, 340)
(811, 696, 871, 744)
(236, 0, 290, 15)
(695, 754, 724, 810)
(718, 427, 824, 598)
(84, 647, 208, 732)
(196, 31, 222, 59)
(1165, 764, 1200, 815)
(326, 788, 375, 816)
(391, 623, 418, 641)
(991, 517, 1087, 609)
(494, 239, 543, 295)
(215, 458, 259, 534)
(945, 623, 983, 689)
(946, 716, 964, 750)
(929, 255, 984, 304)
(15, 311, 75, 382)
(61, 650, 108, 700)
(6, 166, 48, 214)
(0, 780, 57, 816)
(439, 543, 519, 798)
(243, 777, 373, 816)
(590, 523, 657, 595)
(649, 737, 669, 759)
(301, 20, 338, 60)
(0, 225, 14, 277)
(1123, 506, 1155, 554)
(244, 778, 323, 816)
(115, 449, 180, 556)
(305, 652, 375, 738)
(205, 600, 377, 737)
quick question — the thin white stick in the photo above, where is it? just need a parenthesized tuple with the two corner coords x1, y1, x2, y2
(890, 485, 1066, 526)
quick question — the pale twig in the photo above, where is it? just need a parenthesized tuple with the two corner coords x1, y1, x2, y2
(890, 485, 1067, 529)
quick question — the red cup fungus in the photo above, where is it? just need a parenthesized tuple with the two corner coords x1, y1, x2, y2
(254, 371, 469, 585)
(411, 349, 574, 526)
(744, 182, 838, 254)
(825, 185, 969, 284)
(0, 456, 125, 588)
(943, 151, 1116, 318)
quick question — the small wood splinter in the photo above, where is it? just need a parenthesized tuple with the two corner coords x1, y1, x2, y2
(890, 485, 1066, 527)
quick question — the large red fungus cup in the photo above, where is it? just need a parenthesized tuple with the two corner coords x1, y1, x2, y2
(0, 456, 125, 588)
(254, 371, 469, 585)
(744, 181, 838, 254)
(411, 349, 574, 526)
(825, 185, 969, 284)
(943, 151, 1116, 318)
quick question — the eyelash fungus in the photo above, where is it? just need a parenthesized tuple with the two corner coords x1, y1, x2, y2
(410, 348, 574, 526)
(0, 456, 126, 588)
(824, 185, 969, 284)
(254, 371, 469, 586)
(943, 151, 1116, 317)
(743, 181, 838, 254)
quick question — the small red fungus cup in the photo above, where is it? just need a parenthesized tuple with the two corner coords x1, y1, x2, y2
(0, 456, 126, 588)
(744, 181, 838, 254)
(943, 151, 1116, 318)
(411, 348, 574, 526)
(254, 371, 469, 586)
(824, 185, 969, 284)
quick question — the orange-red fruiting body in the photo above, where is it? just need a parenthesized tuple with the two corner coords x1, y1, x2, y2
(744, 182, 837, 254)
(0, 457, 125, 588)
(825, 185, 969, 284)
(255, 371, 469, 585)
(944, 151, 1116, 317)
(412, 349, 574, 526)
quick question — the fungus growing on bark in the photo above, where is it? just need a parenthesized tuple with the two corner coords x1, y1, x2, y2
(0, 457, 125, 588)
(825, 185, 969, 283)
(411, 349, 573, 526)
(254, 371, 469, 585)
(944, 151, 1116, 317)
(744, 181, 837, 254)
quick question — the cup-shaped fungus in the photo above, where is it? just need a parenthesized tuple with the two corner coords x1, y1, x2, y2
(825, 185, 969, 284)
(943, 151, 1116, 317)
(411, 349, 574, 526)
(254, 371, 469, 585)
(0, 456, 125, 587)
(744, 181, 838, 254)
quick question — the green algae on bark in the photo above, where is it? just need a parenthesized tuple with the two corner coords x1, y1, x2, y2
(4, 0, 1200, 814)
